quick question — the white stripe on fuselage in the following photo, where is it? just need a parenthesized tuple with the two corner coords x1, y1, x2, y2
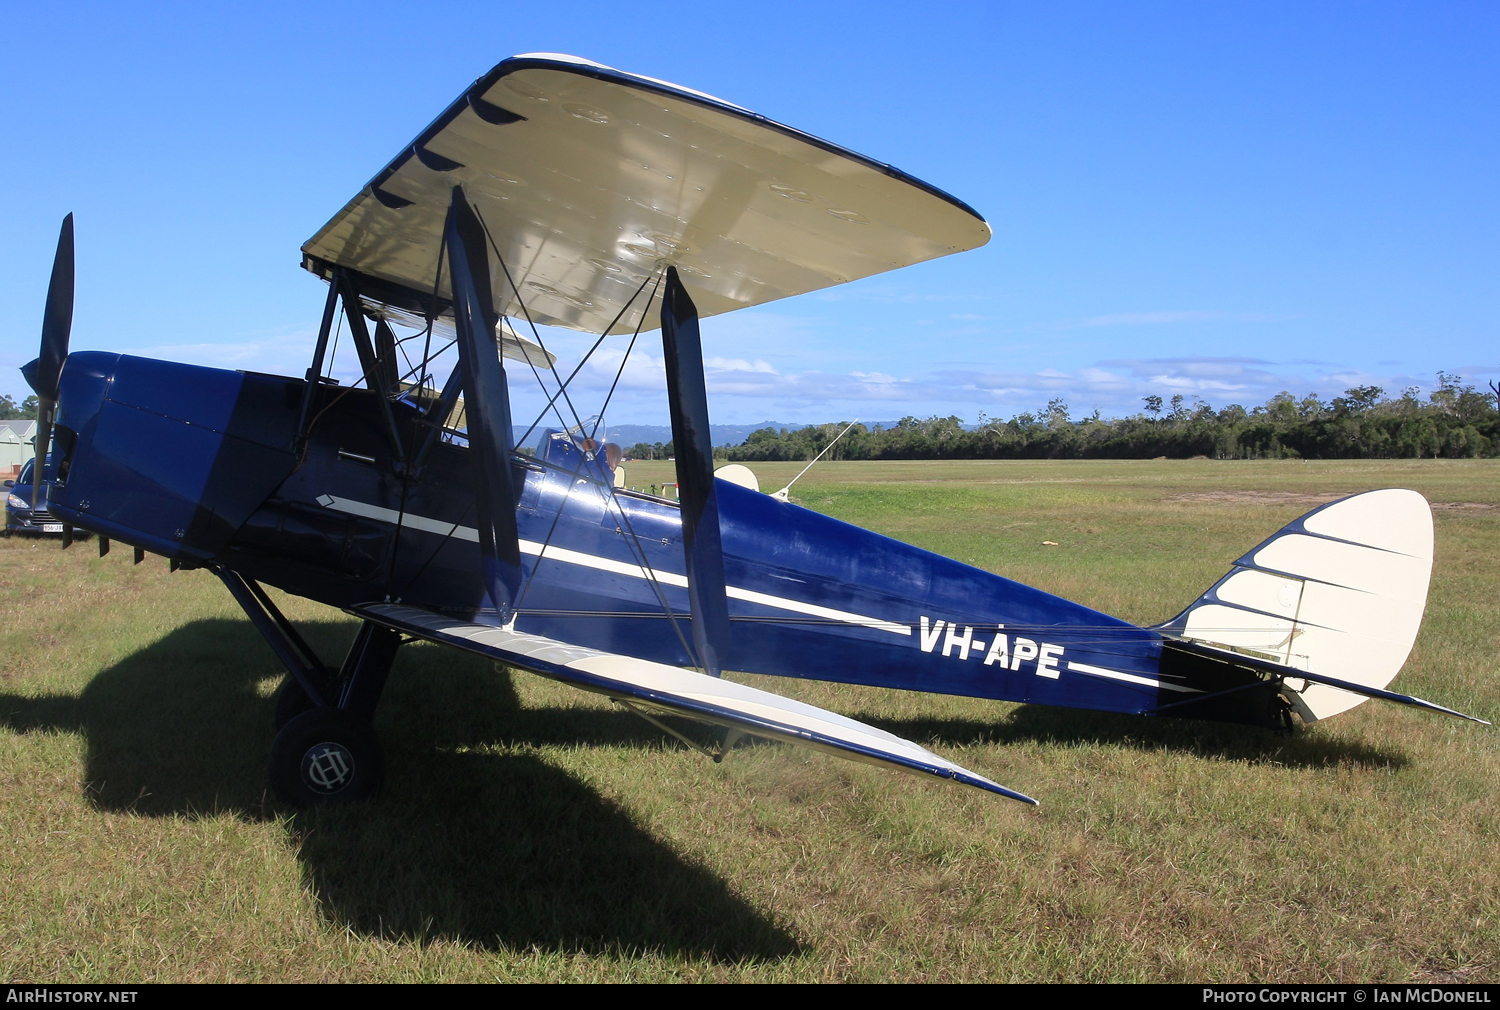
(1067, 660, 1201, 693)
(316, 494, 911, 636)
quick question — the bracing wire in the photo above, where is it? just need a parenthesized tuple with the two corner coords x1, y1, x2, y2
(462, 207, 693, 652)
(330, 236, 1307, 674)
(448, 218, 688, 649)
(471, 205, 594, 438)
(516, 269, 658, 447)
(495, 273, 695, 665)
(589, 271, 663, 444)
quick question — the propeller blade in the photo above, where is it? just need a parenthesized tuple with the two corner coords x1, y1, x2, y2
(24, 215, 74, 517)
(35, 214, 74, 401)
(32, 401, 53, 512)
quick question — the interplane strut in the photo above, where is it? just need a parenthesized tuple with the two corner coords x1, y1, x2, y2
(660, 267, 732, 677)
(443, 185, 523, 621)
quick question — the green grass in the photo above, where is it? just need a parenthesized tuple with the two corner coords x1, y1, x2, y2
(2, 459, 1498, 981)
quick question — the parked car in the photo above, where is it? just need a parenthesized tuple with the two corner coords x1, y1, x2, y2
(5, 457, 81, 537)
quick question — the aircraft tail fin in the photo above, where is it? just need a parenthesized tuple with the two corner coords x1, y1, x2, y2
(1160, 488, 1435, 723)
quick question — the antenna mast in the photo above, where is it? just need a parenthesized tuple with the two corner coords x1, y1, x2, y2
(771, 419, 859, 502)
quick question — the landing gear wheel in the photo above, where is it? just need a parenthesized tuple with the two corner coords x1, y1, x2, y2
(271, 670, 339, 731)
(268, 708, 385, 806)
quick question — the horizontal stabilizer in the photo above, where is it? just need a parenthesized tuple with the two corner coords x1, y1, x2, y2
(1291, 667, 1488, 724)
(1164, 640, 1488, 725)
(353, 603, 1036, 804)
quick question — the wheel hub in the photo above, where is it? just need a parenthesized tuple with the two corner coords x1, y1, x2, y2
(301, 741, 357, 794)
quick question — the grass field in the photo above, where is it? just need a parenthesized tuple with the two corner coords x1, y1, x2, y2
(2, 458, 1497, 982)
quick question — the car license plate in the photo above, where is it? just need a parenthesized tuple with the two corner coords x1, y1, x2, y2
(42, 524, 63, 533)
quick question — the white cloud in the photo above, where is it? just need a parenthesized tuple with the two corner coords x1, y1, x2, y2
(705, 356, 777, 373)
(77, 322, 1453, 429)
(626, 355, 1445, 422)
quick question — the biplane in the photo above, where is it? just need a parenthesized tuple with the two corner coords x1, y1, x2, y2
(22, 54, 1485, 808)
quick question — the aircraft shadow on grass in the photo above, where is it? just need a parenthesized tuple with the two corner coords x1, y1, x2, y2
(0, 618, 1408, 955)
(862, 706, 1409, 770)
(0, 618, 799, 961)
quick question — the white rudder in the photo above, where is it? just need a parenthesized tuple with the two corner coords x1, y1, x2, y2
(1162, 489, 1434, 722)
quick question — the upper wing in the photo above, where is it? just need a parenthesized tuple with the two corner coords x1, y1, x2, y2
(302, 54, 991, 335)
(353, 603, 1037, 805)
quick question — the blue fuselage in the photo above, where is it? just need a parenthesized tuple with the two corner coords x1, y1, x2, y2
(44, 351, 1178, 717)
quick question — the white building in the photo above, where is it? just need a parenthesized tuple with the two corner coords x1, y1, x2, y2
(0, 421, 37, 477)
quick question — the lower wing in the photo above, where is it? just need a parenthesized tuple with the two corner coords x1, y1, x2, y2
(352, 603, 1037, 805)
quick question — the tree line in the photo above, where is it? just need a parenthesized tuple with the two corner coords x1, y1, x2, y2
(0, 395, 38, 422)
(712, 374, 1500, 462)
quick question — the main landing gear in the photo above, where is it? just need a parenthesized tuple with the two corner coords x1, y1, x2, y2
(215, 569, 402, 806)
(269, 707, 386, 805)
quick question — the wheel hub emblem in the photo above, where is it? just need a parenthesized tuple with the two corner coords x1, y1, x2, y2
(302, 741, 355, 794)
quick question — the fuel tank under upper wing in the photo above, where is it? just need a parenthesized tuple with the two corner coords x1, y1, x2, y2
(352, 602, 1038, 805)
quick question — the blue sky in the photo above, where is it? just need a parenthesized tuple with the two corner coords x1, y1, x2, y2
(2, 2, 1495, 428)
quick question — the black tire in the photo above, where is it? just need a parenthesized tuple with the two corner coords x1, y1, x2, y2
(271, 671, 340, 731)
(268, 708, 385, 806)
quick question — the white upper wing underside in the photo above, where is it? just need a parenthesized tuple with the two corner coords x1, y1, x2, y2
(302, 54, 991, 335)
